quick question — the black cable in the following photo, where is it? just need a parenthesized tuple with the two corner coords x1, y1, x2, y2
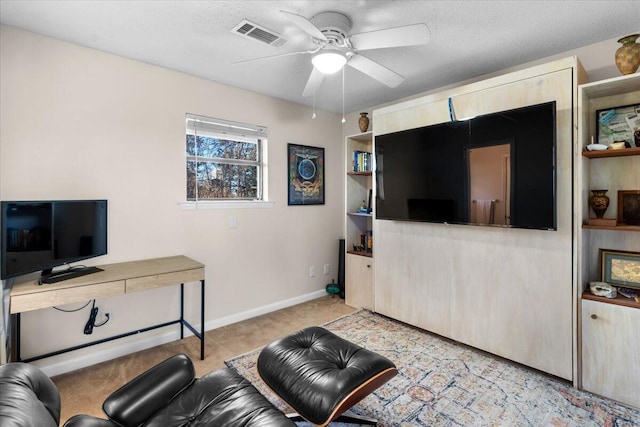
(84, 300, 98, 335)
(83, 300, 110, 334)
(53, 300, 92, 312)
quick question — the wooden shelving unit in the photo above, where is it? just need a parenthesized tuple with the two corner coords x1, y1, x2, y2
(345, 131, 374, 310)
(581, 147, 640, 158)
(577, 73, 640, 408)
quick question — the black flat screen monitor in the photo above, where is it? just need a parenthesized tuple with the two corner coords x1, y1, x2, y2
(375, 101, 556, 230)
(1, 200, 108, 280)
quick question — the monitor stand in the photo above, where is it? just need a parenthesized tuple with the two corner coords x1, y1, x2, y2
(39, 266, 103, 285)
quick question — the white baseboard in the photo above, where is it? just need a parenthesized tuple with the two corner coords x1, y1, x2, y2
(37, 289, 327, 377)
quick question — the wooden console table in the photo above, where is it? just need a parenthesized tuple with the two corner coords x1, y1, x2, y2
(9, 255, 205, 363)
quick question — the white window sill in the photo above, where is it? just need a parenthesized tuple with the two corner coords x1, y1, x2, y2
(178, 201, 274, 210)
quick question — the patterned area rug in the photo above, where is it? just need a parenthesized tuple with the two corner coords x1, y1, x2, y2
(225, 310, 640, 426)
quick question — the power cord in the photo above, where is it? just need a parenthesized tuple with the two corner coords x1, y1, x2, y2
(83, 300, 110, 335)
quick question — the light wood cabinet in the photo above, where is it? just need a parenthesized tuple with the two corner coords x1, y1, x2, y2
(345, 253, 373, 310)
(344, 132, 374, 309)
(581, 298, 640, 408)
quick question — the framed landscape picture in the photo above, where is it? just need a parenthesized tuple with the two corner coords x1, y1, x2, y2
(600, 249, 640, 289)
(287, 144, 325, 205)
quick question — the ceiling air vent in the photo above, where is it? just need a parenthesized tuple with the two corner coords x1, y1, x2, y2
(232, 19, 287, 47)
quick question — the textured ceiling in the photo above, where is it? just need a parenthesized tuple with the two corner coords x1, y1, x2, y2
(1, 0, 639, 114)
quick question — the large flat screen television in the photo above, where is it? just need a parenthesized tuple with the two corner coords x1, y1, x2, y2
(1, 200, 108, 281)
(375, 101, 556, 230)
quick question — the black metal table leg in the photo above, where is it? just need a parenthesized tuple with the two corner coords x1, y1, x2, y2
(200, 279, 205, 360)
(180, 283, 185, 340)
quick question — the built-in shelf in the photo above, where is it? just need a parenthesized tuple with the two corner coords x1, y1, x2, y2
(582, 291, 640, 310)
(581, 147, 640, 158)
(347, 250, 372, 258)
(347, 212, 372, 217)
(347, 171, 373, 176)
(582, 224, 640, 231)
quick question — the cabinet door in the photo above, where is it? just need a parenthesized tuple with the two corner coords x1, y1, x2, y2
(581, 299, 640, 408)
(345, 253, 373, 310)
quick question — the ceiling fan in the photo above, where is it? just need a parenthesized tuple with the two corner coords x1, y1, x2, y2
(238, 10, 430, 97)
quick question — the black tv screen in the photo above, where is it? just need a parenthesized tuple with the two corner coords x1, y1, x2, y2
(375, 101, 556, 230)
(1, 200, 108, 280)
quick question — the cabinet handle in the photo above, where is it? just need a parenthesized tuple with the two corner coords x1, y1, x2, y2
(591, 314, 598, 320)
(367, 264, 371, 268)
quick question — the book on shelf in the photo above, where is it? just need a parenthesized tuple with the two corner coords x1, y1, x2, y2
(352, 150, 372, 172)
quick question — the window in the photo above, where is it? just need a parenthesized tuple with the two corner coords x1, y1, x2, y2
(186, 114, 266, 202)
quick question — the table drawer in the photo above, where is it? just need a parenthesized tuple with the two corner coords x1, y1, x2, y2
(126, 268, 204, 293)
(11, 280, 125, 314)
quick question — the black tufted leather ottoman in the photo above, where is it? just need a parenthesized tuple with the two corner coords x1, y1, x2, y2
(257, 326, 397, 426)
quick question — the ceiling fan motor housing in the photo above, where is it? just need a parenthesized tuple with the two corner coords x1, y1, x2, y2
(310, 12, 352, 45)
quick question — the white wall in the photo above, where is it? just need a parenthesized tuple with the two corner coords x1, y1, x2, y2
(0, 26, 344, 374)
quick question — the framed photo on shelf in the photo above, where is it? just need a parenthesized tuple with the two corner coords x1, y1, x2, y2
(600, 249, 640, 289)
(596, 103, 640, 147)
(617, 190, 640, 225)
(287, 143, 325, 205)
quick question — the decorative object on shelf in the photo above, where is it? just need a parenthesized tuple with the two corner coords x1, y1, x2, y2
(596, 103, 640, 147)
(609, 141, 629, 150)
(287, 143, 325, 205)
(600, 248, 640, 289)
(617, 190, 640, 225)
(586, 143, 608, 151)
(617, 287, 639, 302)
(614, 34, 640, 75)
(357, 200, 368, 213)
(589, 281, 617, 298)
(358, 112, 370, 133)
(609, 140, 627, 150)
(589, 190, 610, 219)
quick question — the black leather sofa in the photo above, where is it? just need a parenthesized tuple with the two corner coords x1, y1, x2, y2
(0, 354, 295, 427)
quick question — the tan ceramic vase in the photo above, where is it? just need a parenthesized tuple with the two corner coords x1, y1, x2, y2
(589, 190, 610, 219)
(358, 112, 370, 133)
(615, 34, 640, 75)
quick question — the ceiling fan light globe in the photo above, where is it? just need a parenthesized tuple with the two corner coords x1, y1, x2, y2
(312, 52, 347, 74)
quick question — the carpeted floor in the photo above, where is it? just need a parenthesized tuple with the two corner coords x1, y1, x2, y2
(226, 310, 640, 427)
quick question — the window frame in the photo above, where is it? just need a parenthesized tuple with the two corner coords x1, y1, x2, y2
(183, 113, 272, 209)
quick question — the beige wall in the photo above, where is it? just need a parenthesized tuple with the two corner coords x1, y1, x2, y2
(0, 26, 343, 374)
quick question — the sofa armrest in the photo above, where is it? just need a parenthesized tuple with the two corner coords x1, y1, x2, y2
(102, 354, 195, 427)
(0, 362, 61, 427)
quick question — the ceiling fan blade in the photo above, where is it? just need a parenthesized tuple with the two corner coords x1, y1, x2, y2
(280, 10, 328, 41)
(302, 67, 325, 97)
(347, 54, 404, 88)
(234, 50, 310, 65)
(349, 23, 430, 50)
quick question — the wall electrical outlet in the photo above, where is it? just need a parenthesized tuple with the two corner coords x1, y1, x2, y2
(309, 266, 316, 277)
(323, 264, 330, 275)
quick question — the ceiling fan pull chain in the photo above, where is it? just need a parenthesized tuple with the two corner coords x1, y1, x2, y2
(312, 92, 317, 119)
(342, 67, 346, 124)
